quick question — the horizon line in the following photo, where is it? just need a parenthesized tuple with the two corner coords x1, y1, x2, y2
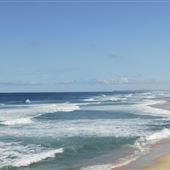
(1, 0, 170, 3)
(0, 89, 165, 94)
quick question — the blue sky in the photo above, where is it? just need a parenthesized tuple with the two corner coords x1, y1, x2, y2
(0, 0, 170, 92)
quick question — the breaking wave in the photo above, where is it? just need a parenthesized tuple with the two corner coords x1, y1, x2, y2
(1, 118, 33, 125)
(83, 94, 127, 103)
(0, 141, 63, 168)
(0, 103, 80, 126)
(146, 128, 170, 142)
(13, 148, 63, 167)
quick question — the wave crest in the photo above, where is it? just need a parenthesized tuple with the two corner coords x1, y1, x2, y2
(1, 118, 33, 125)
(0, 141, 63, 168)
(13, 148, 63, 167)
(0, 103, 80, 126)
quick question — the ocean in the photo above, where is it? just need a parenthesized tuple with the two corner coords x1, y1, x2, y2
(1, 91, 170, 170)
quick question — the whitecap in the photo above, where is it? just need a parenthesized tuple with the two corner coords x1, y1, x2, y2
(0, 103, 80, 126)
(25, 99, 31, 104)
(1, 118, 33, 126)
(83, 98, 95, 102)
(13, 148, 63, 167)
(146, 128, 170, 142)
(0, 141, 63, 168)
(83, 94, 127, 103)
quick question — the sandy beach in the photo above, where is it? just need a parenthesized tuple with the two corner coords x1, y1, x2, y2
(113, 100, 170, 170)
(150, 100, 170, 112)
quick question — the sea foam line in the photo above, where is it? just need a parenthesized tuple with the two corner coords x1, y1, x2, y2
(83, 94, 127, 102)
(0, 103, 80, 126)
(1, 118, 33, 125)
(0, 141, 64, 168)
(80, 154, 139, 170)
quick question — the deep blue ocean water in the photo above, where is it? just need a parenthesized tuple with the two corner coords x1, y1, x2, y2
(0, 91, 170, 170)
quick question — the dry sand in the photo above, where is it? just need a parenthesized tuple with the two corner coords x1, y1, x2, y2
(142, 155, 170, 170)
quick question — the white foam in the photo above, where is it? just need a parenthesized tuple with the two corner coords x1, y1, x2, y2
(125, 94, 133, 98)
(25, 99, 31, 104)
(13, 148, 63, 167)
(0, 103, 80, 126)
(83, 95, 127, 103)
(81, 154, 139, 170)
(1, 118, 33, 125)
(0, 103, 79, 116)
(0, 141, 63, 168)
(146, 128, 170, 142)
(81, 164, 113, 170)
(0, 118, 152, 138)
(83, 98, 95, 102)
(133, 128, 170, 155)
(144, 95, 156, 99)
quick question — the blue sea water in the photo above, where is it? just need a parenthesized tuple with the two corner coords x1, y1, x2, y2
(0, 91, 170, 170)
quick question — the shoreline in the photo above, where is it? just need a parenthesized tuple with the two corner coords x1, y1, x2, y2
(142, 100, 170, 170)
(142, 154, 170, 170)
(112, 100, 170, 170)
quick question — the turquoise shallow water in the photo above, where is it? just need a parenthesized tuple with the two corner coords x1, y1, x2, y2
(0, 91, 170, 170)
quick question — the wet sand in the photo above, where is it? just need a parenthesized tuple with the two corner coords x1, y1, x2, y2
(142, 155, 170, 170)
(150, 100, 170, 111)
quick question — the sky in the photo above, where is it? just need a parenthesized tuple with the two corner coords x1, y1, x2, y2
(0, 0, 170, 92)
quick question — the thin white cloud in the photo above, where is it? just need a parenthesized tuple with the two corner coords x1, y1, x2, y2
(96, 77, 129, 85)
(95, 78, 170, 85)
(0, 81, 41, 86)
(1, 78, 169, 88)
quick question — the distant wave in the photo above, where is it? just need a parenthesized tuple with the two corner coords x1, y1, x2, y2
(0, 103, 80, 126)
(83, 94, 128, 103)
(1, 118, 33, 126)
(25, 99, 31, 104)
(83, 98, 96, 102)
(0, 103, 80, 116)
(27, 103, 80, 113)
